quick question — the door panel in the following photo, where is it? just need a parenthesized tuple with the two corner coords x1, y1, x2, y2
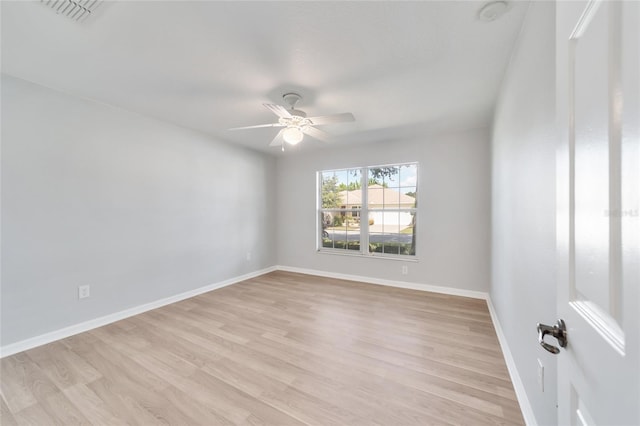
(573, 1, 616, 323)
(556, 1, 639, 425)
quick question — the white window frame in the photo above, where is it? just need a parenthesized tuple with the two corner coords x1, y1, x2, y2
(317, 162, 418, 259)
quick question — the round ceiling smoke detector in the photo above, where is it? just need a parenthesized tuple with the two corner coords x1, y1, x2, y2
(477, 1, 510, 22)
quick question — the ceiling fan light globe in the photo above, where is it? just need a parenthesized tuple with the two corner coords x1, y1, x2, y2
(283, 127, 304, 145)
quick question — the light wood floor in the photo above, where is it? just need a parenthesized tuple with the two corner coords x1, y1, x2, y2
(1, 271, 524, 425)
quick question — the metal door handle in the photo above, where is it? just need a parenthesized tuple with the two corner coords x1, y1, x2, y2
(537, 319, 567, 354)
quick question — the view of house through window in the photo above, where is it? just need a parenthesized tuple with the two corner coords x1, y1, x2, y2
(318, 163, 417, 257)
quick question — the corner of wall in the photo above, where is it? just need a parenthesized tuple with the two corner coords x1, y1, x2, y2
(486, 296, 538, 426)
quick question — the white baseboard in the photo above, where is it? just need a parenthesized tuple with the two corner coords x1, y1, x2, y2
(275, 265, 489, 300)
(486, 297, 537, 426)
(0, 266, 276, 358)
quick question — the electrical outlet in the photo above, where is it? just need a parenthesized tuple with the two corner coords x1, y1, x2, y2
(537, 358, 544, 392)
(78, 285, 90, 300)
(402, 265, 408, 275)
(246, 252, 251, 261)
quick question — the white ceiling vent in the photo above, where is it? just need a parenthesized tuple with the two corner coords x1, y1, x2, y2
(39, 0, 103, 22)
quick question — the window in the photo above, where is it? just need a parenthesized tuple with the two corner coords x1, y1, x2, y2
(318, 163, 417, 257)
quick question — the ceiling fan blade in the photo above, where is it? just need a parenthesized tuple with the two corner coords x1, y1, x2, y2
(302, 126, 331, 142)
(229, 123, 283, 131)
(307, 112, 355, 126)
(269, 128, 286, 146)
(263, 103, 292, 119)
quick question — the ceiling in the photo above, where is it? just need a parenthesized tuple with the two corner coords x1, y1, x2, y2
(1, 1, 529, 154)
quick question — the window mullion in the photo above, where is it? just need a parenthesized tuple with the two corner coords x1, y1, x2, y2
(317, 172, 321, 250)
(360, 167, 368, 255)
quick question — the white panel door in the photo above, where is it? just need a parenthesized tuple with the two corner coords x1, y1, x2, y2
(555, 1, 639, 425)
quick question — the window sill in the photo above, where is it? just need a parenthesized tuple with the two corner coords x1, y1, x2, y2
(316, 249, 419, 262)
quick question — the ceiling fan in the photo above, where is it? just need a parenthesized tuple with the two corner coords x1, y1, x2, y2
(229, 93, 355, 149)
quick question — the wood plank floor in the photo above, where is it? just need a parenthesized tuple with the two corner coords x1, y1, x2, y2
(1, 271, 525, 425)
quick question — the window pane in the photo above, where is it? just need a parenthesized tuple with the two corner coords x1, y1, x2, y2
(401, 186, 417, 207)
(320, 211, 331, 240)
(386, 185, 401, 207)
(321, 171, 336, 182)
(325, 168, 363, 209)
(334, 222, 348, 249)
(334, 169, 348, 185)
(370, 236, 410, 255)
(400, 164, 418, 188)
(368, 185, 384, 208)
(352, 172, 363, 207)
(383, 237, 400, 255)
(347, 168, 361, 190)
(321, 172, 340, 209)
(321, 210, 360, 251)
(400, 164, 418, 209)
(369, 166, 398, 186)
(368, 210, 416, 256)
(342, 168, 362, 207)
(368, 166, 403, 208)
(382, 211, 401, 233)
(403, 214, 416, 255)
(369, 237, 383, 254)
(383, 166, 400, 189)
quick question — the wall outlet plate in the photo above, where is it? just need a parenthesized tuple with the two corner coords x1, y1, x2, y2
(78, 285, 90, 299)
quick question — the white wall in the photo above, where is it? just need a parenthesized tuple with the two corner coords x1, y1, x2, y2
(276, 128, 491, 293)
(0, 75, 276, 347)
(491, 2, 557, 425)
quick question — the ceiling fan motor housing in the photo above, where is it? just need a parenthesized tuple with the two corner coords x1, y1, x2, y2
(282, 92, 301, 104)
